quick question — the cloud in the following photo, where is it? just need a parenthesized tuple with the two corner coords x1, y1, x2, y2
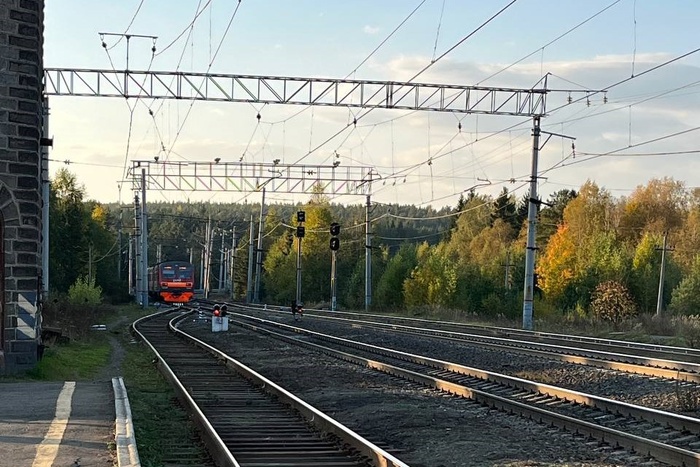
(363, 25, 380, 35)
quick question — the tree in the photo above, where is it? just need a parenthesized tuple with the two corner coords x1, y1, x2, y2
(537, 189, 577, 247)
(446, 192, 492, 265)
(491, 187, 518, 232)
(619, 177, 687, 242)
(590, 280, 637, 324)
(536, 224, 576, 307)
(50, 169, 88, 292)
(631, 232, 662, 313)
(375, 243, 418, 308)
(403, 243, 458, 309)
(669, 256, 700, 315)
(562, 181, 617, 244)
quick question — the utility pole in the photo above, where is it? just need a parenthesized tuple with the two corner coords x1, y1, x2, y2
(522, 116, 541, 331)
(365, 195, 372, 311)
(117, 210, 122, 280)
(254, 187, 266, 303)
(156, 244, 162, 264)
(656, 232, 672, 316)
(247, 216, 255, 303)
(203, 217, 212, 298)
(219, 229, 226, 292)
(140, 169, 149, 308)
(133, 194, 141, 303)
(41, 97, 50, 298)
(230, 227, 237, 300)
(128, 233, 134, 296)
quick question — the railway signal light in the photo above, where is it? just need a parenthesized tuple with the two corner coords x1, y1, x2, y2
(296, 226, 306, 238)
(297, 210, 306, 223)
(330, 237, 340, 251)
(330, 222, 340, 237)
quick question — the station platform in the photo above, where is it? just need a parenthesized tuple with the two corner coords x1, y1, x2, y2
(0, 378, 139, 466)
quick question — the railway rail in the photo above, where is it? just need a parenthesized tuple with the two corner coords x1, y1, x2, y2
(235, 303, 700, 383)
(132, 307, 409, 467)
(196, 306, 700, 467)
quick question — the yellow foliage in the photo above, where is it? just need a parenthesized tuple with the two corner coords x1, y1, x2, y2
(536, 224, 576, 300)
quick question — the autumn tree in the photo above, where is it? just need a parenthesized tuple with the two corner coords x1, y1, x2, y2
(618, 177, 687, 243)
(536, 224, 576, 308)
(590, 280, 637, 324)
(537, 189, 577, 247)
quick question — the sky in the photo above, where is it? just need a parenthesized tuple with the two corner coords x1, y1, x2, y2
(43, 0, 700, 209)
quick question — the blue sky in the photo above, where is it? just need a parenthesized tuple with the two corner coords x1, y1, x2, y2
(44, 1, 700, 207)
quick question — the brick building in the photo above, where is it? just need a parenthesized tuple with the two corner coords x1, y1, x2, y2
(0, 0, 45, 374)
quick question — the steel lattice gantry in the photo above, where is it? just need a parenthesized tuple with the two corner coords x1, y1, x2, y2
(44, 68, 548, 117)
(128, 160, 374, 195)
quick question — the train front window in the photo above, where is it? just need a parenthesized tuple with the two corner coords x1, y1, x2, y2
(162, 267, 176, 278)
(177, 267, 194, 280)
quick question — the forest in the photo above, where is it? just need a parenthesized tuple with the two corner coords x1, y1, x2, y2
(50, 167, 700, 323)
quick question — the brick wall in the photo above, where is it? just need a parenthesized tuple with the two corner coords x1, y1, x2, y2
(0, 0, 44, 374)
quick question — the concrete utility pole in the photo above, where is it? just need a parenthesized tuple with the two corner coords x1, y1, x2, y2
(522, 116, 541, 331)
(656, 232, 671, 316)
(365, 195, 372, 311)
(156, 244, 162, 264)
(133, 194, 141, 303)
(128, 233, 134, 296)
(140, 169, 149, 308)
(117, 210, 123, 280)
(41, 97, 50, 297)
(254, 187, 266, 303)
(247, 216, 255, 303)
(203, 217, 212, 298)
(219, 229, 226, 292)
(230, 227, 237, 299)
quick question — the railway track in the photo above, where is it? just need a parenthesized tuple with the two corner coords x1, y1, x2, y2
(133, 308, 409, 467)
(235, 304, 700, 383)
(197, 308, 700, 467)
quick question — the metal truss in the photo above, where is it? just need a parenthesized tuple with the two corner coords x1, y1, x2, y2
(128, 160, 374, 195)
(44, 68, 547, 117)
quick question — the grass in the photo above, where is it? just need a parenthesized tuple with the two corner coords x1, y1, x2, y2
(121, 340, 207, 466)
(3, 301, 208, 466)
(25, 338, 111, 380)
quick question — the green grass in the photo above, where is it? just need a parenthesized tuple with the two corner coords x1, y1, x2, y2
(25, 339, 111, 380)
(121, 342, 206, 466)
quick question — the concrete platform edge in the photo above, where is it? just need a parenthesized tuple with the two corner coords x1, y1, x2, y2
(112, 377, 141, 467)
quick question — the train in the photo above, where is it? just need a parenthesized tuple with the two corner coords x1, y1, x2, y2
(147, 261, 195, 303)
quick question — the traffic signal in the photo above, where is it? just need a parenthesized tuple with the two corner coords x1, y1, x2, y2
(330, 222, 340, 237)
(297, 210, 306, 223)
(296, 226, 306, 238)
(330, 237, 340, 251)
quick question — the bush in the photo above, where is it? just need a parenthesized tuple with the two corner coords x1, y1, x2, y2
(68, 276, 103, 307)
(673, 315, 700, 348)
(590, 280, 637, 324)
